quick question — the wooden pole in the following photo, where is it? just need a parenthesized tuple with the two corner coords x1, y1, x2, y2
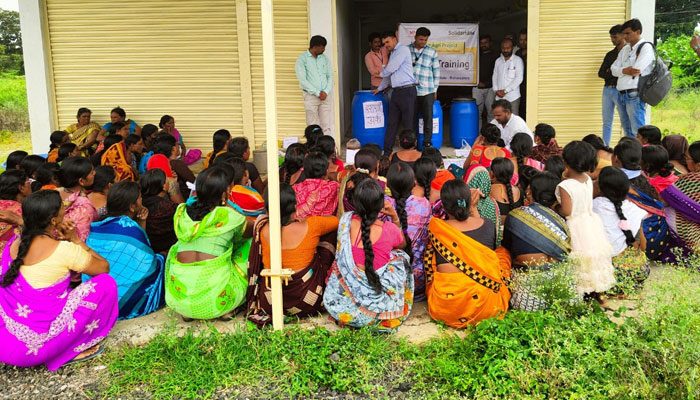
(260, 0, 285, 330)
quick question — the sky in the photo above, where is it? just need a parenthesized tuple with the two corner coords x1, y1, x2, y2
(0, 0, 18, 11)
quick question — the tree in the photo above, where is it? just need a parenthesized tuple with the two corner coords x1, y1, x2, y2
(0, 9, 23, 74)
(655, 0, 700, 41)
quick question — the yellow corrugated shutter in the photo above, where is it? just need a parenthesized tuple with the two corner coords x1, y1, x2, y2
(529, 0, 628, 145)
(46, 0, 243, 150)
(247, 0, 309, 148)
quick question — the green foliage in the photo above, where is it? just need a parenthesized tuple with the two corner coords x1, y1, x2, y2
(0, 10, 22, 74)
(0, 73, 29, 133)
(104, 266, 700, 399)
(653, 88, 700, 142)
(655, 0, 700, 41)
(658, 35, 700, 89)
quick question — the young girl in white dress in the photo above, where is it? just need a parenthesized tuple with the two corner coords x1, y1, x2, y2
(557, 141, 615, 306)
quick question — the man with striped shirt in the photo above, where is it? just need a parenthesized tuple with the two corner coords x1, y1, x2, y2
(409, 27, 440, 149)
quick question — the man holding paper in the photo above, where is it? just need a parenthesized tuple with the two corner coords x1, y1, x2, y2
(373, 31, 418, 156)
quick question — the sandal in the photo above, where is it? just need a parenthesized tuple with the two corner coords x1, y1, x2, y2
(64, 345, 105, 366)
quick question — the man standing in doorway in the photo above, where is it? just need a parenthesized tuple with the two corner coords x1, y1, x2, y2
(409, 27, 440, 149)
(374, 31, 417, 155)
(492, 38, 524, 115)
(295, 35, 333, 135)
(490, 99, 533, 150)
(515, 28, 527, 120)
(598, 24, 631, 145)
(611, 18, 654, 137)
(365, 32, 389, 89)
(473, 34, 497, 129)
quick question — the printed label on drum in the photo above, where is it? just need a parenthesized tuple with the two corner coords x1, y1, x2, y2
(418, 118, 440, 134)
(363, 101, 384, 129)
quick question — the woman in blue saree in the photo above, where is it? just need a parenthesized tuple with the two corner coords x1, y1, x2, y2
(502, 172, 573, 311)
(86, 181, 165, 319)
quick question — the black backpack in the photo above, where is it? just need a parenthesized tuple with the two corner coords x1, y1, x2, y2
(636, 42, 673, 106)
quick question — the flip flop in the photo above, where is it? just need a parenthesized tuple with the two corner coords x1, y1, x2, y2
(64, 345, 105, 366)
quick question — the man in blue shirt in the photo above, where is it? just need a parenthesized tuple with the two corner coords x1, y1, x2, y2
(296, 35, 333, 135)
(373, 31, 417, 155)
(409, 27, 440, 149)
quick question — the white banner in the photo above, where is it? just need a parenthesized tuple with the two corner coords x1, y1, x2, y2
(398, 23, 479, 86)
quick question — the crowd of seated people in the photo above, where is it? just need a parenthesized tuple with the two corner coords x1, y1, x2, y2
(2, 99, 700, 371)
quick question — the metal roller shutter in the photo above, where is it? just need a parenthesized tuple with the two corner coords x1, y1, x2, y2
(531, 0, 628, 145)
(247, 0, 309, 148)
(46, 0, 243, 150)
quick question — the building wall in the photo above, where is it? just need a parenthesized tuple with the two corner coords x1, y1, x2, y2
(41, 0, 308, 151)
(528, 0, 650, 145)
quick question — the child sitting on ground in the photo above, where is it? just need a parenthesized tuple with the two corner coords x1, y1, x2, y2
(532, 123, 562, 163)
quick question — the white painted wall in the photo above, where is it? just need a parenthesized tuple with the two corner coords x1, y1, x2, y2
(18, 0, 54, 154)
(308, 0, 338, 140)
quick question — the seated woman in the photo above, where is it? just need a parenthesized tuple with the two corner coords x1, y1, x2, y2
(140, 169, 178, 255)
(423, 179, 511, 328)
(531, 123, 562, 163)
(642, 145, 677, 194)
(314, 135, 344, 180)
(165, 166, 251, 321)
(465, 165, 501, 246)
(464, 123, 510, 169)
(5, 151, 28, 171)
(218, 156, 266, 218)
(151, 133, 195, 198)
(91, 135, 122, 167)
(65, 108, 101, 155)
(0, 190, 117, 370)
(87, 166, 115, 220)
(101, 140, 137, 182)
(159, 115, 200, 165)
(47, 130, 69, 163)
(583, 134, 614, 180)
(86, 181, 165, 319)
(58, 157, 97, 246)
(637, 125, 662, 146)
(544, 155, 566, 179)
(490, 157, 522, 223)
(390, 129, 422, 168)
(124, 134, 145, 172)
(613, 137, 668, 260)
(57, 143, 82, 163)
(660, 141, 700, 258)
(293, 151, 340, 218)
(422, 148, 455, 203)
(0, 170, 32, 248)
(593, 166, 649, 296)
(662, 134, 689, 176)
(228, 137, 265, 194)
(280, 143, 306, 185)
(247, 184, 338, 326)
(324, 179, 413, 332)
(146, 134, 186, 204)
(99, 106, 141, 140)
(337, 148, 383, 214)
(95, 121, 130, 154)
(31, 163, 61, 192)
(203, 129, 231, 169)
(503, 172, 572, 311)
(511, 132, 544, 185)
(304, 124, 323, 148)
(138, 124, 160, 174)
(20, 155, 47, 182)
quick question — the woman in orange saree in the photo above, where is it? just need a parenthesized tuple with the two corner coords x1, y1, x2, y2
(423, 180, 511, 328)
(101, 142, 137, 182)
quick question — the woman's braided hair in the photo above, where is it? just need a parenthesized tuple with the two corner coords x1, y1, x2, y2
(599, 166, 636, 247)
(1, 190, 62, 287)
(387, 162, 415, 262)
(414, 157, 436, 200)
(353, 179, 385, 293)
(491, 157, 515, 206)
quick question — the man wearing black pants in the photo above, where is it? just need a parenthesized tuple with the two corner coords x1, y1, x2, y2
(409, 27, 440, 149)
(373, 31, 417, 155)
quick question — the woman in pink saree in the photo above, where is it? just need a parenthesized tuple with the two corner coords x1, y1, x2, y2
(0, 190, 118, 370)
(293, 151, 339, 218)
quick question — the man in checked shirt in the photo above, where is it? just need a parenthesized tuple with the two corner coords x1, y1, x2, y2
(409, 27, 440, 149)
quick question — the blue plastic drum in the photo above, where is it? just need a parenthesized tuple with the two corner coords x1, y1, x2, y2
(352, 90, 389, 146)
(417, 100, 443, 150)
(450, 98, 479, 148)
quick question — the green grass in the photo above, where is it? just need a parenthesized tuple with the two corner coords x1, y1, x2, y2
(103, 266, 700, 399)
(652, 88, 700, 142)
(0, 73, 32, 166)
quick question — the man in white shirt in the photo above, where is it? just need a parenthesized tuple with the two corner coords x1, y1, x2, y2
(611, 18, 654, 137)
(490, 99, 533, 150)
(492, 38, 525, 115)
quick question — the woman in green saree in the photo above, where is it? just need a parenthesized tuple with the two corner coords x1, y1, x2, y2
(165, 165, 252, 320)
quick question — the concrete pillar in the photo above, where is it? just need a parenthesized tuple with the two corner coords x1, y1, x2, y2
(630, 0, 656, 124)
(18, 0, 55, 154)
